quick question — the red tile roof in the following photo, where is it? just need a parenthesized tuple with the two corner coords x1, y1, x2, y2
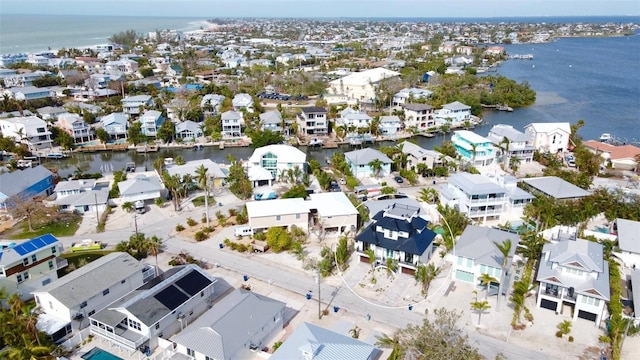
(583, 140, 640, 160)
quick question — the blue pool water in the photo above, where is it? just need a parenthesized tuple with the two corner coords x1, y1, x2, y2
(595, 226, 610, 234)
(81, 347, 123, 360)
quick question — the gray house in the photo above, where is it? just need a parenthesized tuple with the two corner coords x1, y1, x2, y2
(175, 120, 203, 141)
(169, 289, 285, 359)
(259, 110, 284, 133)
(521, 176, 590, 200)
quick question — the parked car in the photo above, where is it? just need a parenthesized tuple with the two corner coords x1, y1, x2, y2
(394, 176, 404, 184)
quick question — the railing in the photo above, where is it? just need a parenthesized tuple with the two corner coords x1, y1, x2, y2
(468, 209, 502, 216)
(468, 197, 506, 204)
(543, 288, 561, 298)
(90, 325, 145, 351)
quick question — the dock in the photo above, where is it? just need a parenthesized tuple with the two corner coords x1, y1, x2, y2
(136, 145, 159, 153)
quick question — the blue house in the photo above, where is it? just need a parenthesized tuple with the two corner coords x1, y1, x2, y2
(0, 166, 54, 211)
(344, 148, 392, 178)
(138, 110, 165, 137)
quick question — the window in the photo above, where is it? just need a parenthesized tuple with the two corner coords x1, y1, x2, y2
(457, 257, 463, 266)
(466, 258, 472, 267)
(187, 348, 195, 357)
(51, 246, 57, 254)
(17, 274, 22, 283)
(295, 213, 300, 219)
(48, 261, 54, 270)
(23, 258, 29, 266)
(276, 215, 281, 221)
(23, 271, 29, 280)
(121, 279, 126, 284)
(31, 255, 37, 262)
(80, 301, 87, 309)
(102, 289, 110, 296)
(88, 310, 95, 316)
(155, 323, 160, 330)
(127, 319, 141, 331)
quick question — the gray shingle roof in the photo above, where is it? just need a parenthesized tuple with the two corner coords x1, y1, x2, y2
(32, 252, 142, 308)
(443, 101, 471, 111)
(402, 103, 433, 111)
(271, 322, 379, 360)
(448, 172, 505, 196)
(344, 148, 392, 165)
(259, 110, 283, 125)
(172, 289, 285, 359)
(522, 176, 590, 199)
(455, 226, 520, 269)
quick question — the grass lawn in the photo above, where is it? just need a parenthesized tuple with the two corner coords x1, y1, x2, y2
(3, 213, 82, 240)
(192, 195, 216, 207)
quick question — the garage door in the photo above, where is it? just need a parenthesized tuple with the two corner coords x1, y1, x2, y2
(540, 298, 558, 311)
(577, 310, 597, 322)
(455, 270, 474, 283)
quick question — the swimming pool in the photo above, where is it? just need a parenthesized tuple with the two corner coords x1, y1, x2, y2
(595, 226, 610, 234)
(81, 347, 123, 360)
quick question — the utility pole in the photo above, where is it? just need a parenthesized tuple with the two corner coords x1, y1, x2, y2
(316, 270, 322, 320)
(134, 213, 139, 238)
(94, 193, 99, 224)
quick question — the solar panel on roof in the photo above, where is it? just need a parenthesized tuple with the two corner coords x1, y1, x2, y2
(154, 285, 188, 310)
(175, 270, 212, 296)
(13, 234, 58, 256)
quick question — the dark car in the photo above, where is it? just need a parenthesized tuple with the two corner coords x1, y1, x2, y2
(394, 176, 404, 184)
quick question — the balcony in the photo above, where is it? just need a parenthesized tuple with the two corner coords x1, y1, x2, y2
(90, 325, 147, 352)
(468, 209, 502, 216)
(469, 196, 506, 204)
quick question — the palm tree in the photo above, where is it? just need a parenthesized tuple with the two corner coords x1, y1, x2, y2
(500, 137, 511, 169)
(470, 142, 478, 166)
(419, 188, 439, 204)
(336, 124, 348, 140)
(364, 248, 376, 283)
(370, 116, 381, 137)
(494, 239, 512, 311)
(385, 257, 398, 278)
(470, 300, 491, 326)
(292, 166, 303, 183)
(147, 235, 163, 276)
(414, 263, 441, 297)
(162, 171, 182, 211)
(181, 173, 194, 199)
(195, 164, 210, 225)
(368, 158, 384, 179)
(0, 334, 53, 360)
(375, 333, 403, 360)
(22, 305, 42, 346)
(478, 273, 498, 299)
(7, 293, 24, 318)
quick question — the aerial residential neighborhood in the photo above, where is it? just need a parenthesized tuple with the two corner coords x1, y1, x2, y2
(0, 14, 639, 360)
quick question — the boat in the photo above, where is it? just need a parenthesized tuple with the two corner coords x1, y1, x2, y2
(136, 145, 158, 153)
(46, 152, 68, 159)
(496, 104, 513, 112)
(192, 144, 204, 151)
(125, 162, 136, 172)
(308, 138, 323, 147)
(164, 157, 175, 166)
(600, 133, 612, 142)
(16, 159, 33, 168)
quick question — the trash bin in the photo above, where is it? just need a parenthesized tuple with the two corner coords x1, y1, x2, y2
(408, 304, 413, 311)
(432, 180, 436, 185)
(243, 275, 249, 281)
(219, 243, 223, 249)
(306, 293, 311, 300)
(333, 306, 339, 313)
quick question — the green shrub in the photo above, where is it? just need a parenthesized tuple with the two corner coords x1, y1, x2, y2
(568, 336, 574, 342)
(202, 215, 208, 223)
(186, 217, 197, 226)
(175, 224, 185, 231)
(555, 331, 563, 338)
(203, 226, 214, 234)
(228, 208, 238, 217)
(194, 231, 209, 241)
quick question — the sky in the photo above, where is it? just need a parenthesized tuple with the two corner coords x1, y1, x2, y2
(2, 0, 639, 18)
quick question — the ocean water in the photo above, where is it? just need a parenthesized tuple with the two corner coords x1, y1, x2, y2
(0, 14, 206, 54)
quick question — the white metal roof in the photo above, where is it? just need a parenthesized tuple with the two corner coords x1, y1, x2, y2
(308, 192, 358, 217)
(246, 198, 309, 217)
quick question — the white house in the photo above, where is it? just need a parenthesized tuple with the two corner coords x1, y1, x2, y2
(400, 141, 443, 171)
(308, 192, 359, 235)
(117, 173, 163, 204)
(4, 86, 53, 101)
(524, 122, 571, 153)
(32, 252, 153, 342)
(56, 112, 94, 144)
(344, 148, 392, 178)
(0, 115, 53, 150)
(336, 107, 372, 129)
(99, 112, 129, 140)
(296, 107, 328, 136)
(536, 232, 610, 325)
(259, 110, 285, 133)
(89, 265, 217, 353)
(521, 176, 591, 200)
(175, 120, 203, 141)
(165, 159, 227, 188)
(452, 226, 520, 294)
(434, 101, 472, 124)
(246, 198, 310, 233)
(221, 110, 245, 138)
(248, 144, 307, 179)
(200, 94, 225, 114)
(326, 67, 400, 104)
(392, 88, 433, 108)
(355, 203, 437, 275)
(232, 93, 254, 113)
(379, 115, 401, 136)
(451, 130, 496, 166)
(53, 180, 109, 215)
(138, 110, 165, 137)
(487, 124, 536, 164)
(613, 218, 640, 268)
(166, 289, 285, 360)
(0, 234, 64, 302)
(402, 103, 435, 130)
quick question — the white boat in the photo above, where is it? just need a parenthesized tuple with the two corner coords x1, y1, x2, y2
(600, 133, 612, 142)
(164, 157, 175, 166)
(308, 138, 323, 147)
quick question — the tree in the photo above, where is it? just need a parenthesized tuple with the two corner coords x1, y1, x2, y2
(147, 235, 163, 277)
(415, 263, 440, 297)
(282, 184, 308, 199)
(478, 273, 498, 299)
(419, 188, 439, 204)
(265, 227, 292, 253)
(500, 136, 511, 170)
(364, 249, 376, 283)
(368, 158, 384, 179)
(53, 128, 75, 150)
(162, 171, 182, 211)
(8, 196, 47, 232)
(195, 164, 211, 225)
(127, 122, 146, 145)
(335, 236, 351, 271)
(377, 308, 482, 360)
(96, 128, 110, 146)
(249, 129, 284, 148)
(385, 257, 398, 278)
(494, 239, 512, 311)
(157, 120, 176, 144)
(470, 300, 491, 326)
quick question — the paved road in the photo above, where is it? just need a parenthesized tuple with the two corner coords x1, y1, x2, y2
(59, 210, 556, 360)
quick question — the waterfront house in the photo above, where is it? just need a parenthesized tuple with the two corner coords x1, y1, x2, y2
(246, 198, 310, 233)
(138, 110, 165, 137)
(200, 94, 225, 115)
(355, 203, 437, 275)
(2, 70, 51, 87)
(271, 322, 380, 360)
(117, 173, 163, 204)
(402, 103, 435, 130)
(32, 252, 153, 342)
(221, 110, 245, 138)
(166, 98, 190, 122)
(434, 101, 472, 124)
(0, 166, 54, 212)
(56, 113, 94, 144)
(175, 120, 203, 141)
(524, 122, 571, 154)
(392, 88, 433, 108)
(399, 141, 443, 171)
(582, 140, 640, 171)
(487, 124, 536, 164)
(232, 93, 254, 113)
(105, 59, 139, 74)
(122, 95, 154, 115)
(521, 176, 590, 200)
(37, 106, 68, 121)
(379, 115, 401, 136)
(439, 172, 507, 223)
(326, 67, 400, 105)
(4, 86, 53, 101)
(345, 148, 392, 178)
(0, 234, 64, 302)
(259, 110, 285, 133)
(613, 218, 640, 268)
(248, 144, 307, 179)
(99, 112, 129, 140)
(451, 130, 495, 166)
(0, 115, 53, 150)
(336, 107, 373, 129)
(451, 226, 519, 291)
(165, 159, 227, 187)
(52, 179, 109, 215)
(536, 231, 610, 325)
(296, 107, 328, 136)
(308, 192, 359, 235)
(89, 265, 217, 353)
(166, 289, 285, 360)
